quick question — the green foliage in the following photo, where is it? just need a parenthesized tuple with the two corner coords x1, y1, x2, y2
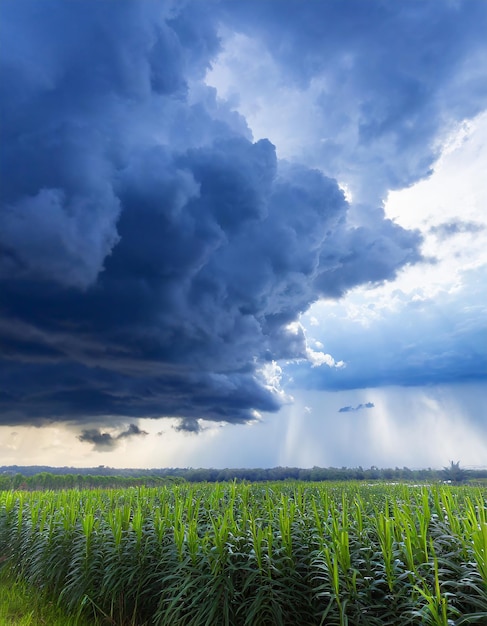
(0, 570, 94, 625)
(0, 482, 486, 625)
(442, 461, 468, 484)
(0, 471, 185, 491)
(1, 462, 485, 488)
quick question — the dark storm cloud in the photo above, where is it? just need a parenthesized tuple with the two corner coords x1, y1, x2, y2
(174, 418, 203, 434)
(78, 429, 116, 450)
(78, 423, 148, 451)
(117, 423, 149, 440)
(219, 0, 487, 206)
(338, 403, 375, 414)
(1, 1, 484, 427)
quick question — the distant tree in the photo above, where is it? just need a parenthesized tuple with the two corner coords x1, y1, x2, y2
(12, 473, 25, 489)
(442, 460, 468, 483)
(354, 466, 365, 480)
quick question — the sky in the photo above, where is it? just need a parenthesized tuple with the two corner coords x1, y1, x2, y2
(1, 0, 486, 470)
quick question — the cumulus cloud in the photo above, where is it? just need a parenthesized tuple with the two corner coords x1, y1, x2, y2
(174, 418, 203, 434)
(338, 402, 375, 414)
(1, 1, 485, 429)
(0, 188, 120, 288)
(213, 0, 487, 209)
(306, 348, 345, 369)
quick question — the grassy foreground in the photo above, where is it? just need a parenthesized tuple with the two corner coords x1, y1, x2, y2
(1, 482, 486, 625)
(0, 572, 94, 625)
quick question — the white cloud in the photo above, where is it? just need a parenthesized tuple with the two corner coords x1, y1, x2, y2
(383, 110, 487, 299)
(306, 347, 345, 369)
(257, 360, 293, 405)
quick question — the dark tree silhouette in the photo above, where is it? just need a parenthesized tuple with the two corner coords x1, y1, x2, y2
(442, 460, 468, 483)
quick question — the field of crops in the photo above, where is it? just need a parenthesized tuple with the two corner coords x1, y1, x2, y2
(0, 482, 486, 625)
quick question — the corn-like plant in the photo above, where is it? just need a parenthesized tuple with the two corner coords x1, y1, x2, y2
(1, 483, 486, 625)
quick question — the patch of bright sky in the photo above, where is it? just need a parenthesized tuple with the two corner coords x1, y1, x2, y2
(303, 110, 487, 336)
(206, 30, 340, 161)
(382, 111, 487, 298)
(277, 385, 487, 469)
(2, 383, 485, 469)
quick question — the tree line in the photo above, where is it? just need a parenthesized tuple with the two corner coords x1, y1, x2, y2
(0, 462, 481, 490)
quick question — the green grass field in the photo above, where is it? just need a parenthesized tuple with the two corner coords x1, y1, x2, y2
(1, 482, 486, 625)
(0, 572, 95, 625)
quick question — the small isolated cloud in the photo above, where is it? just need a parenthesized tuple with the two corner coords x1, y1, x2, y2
(116, 423, 148, 439)
(430, 220, 485, 240)
(174, 417, 203, 434)
(78, 429, 115, 449)
(338, 402, 375, 413)
(78, 423, 148, 451)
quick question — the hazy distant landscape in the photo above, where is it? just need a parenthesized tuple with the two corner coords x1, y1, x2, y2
(1, 461, 486, 487)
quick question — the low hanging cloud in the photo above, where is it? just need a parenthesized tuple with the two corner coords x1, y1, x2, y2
(338, 402, 375, 414)
(78, 424, 148, 451)
(174, 418, 204, 434)
(1, 1, 486, 430)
